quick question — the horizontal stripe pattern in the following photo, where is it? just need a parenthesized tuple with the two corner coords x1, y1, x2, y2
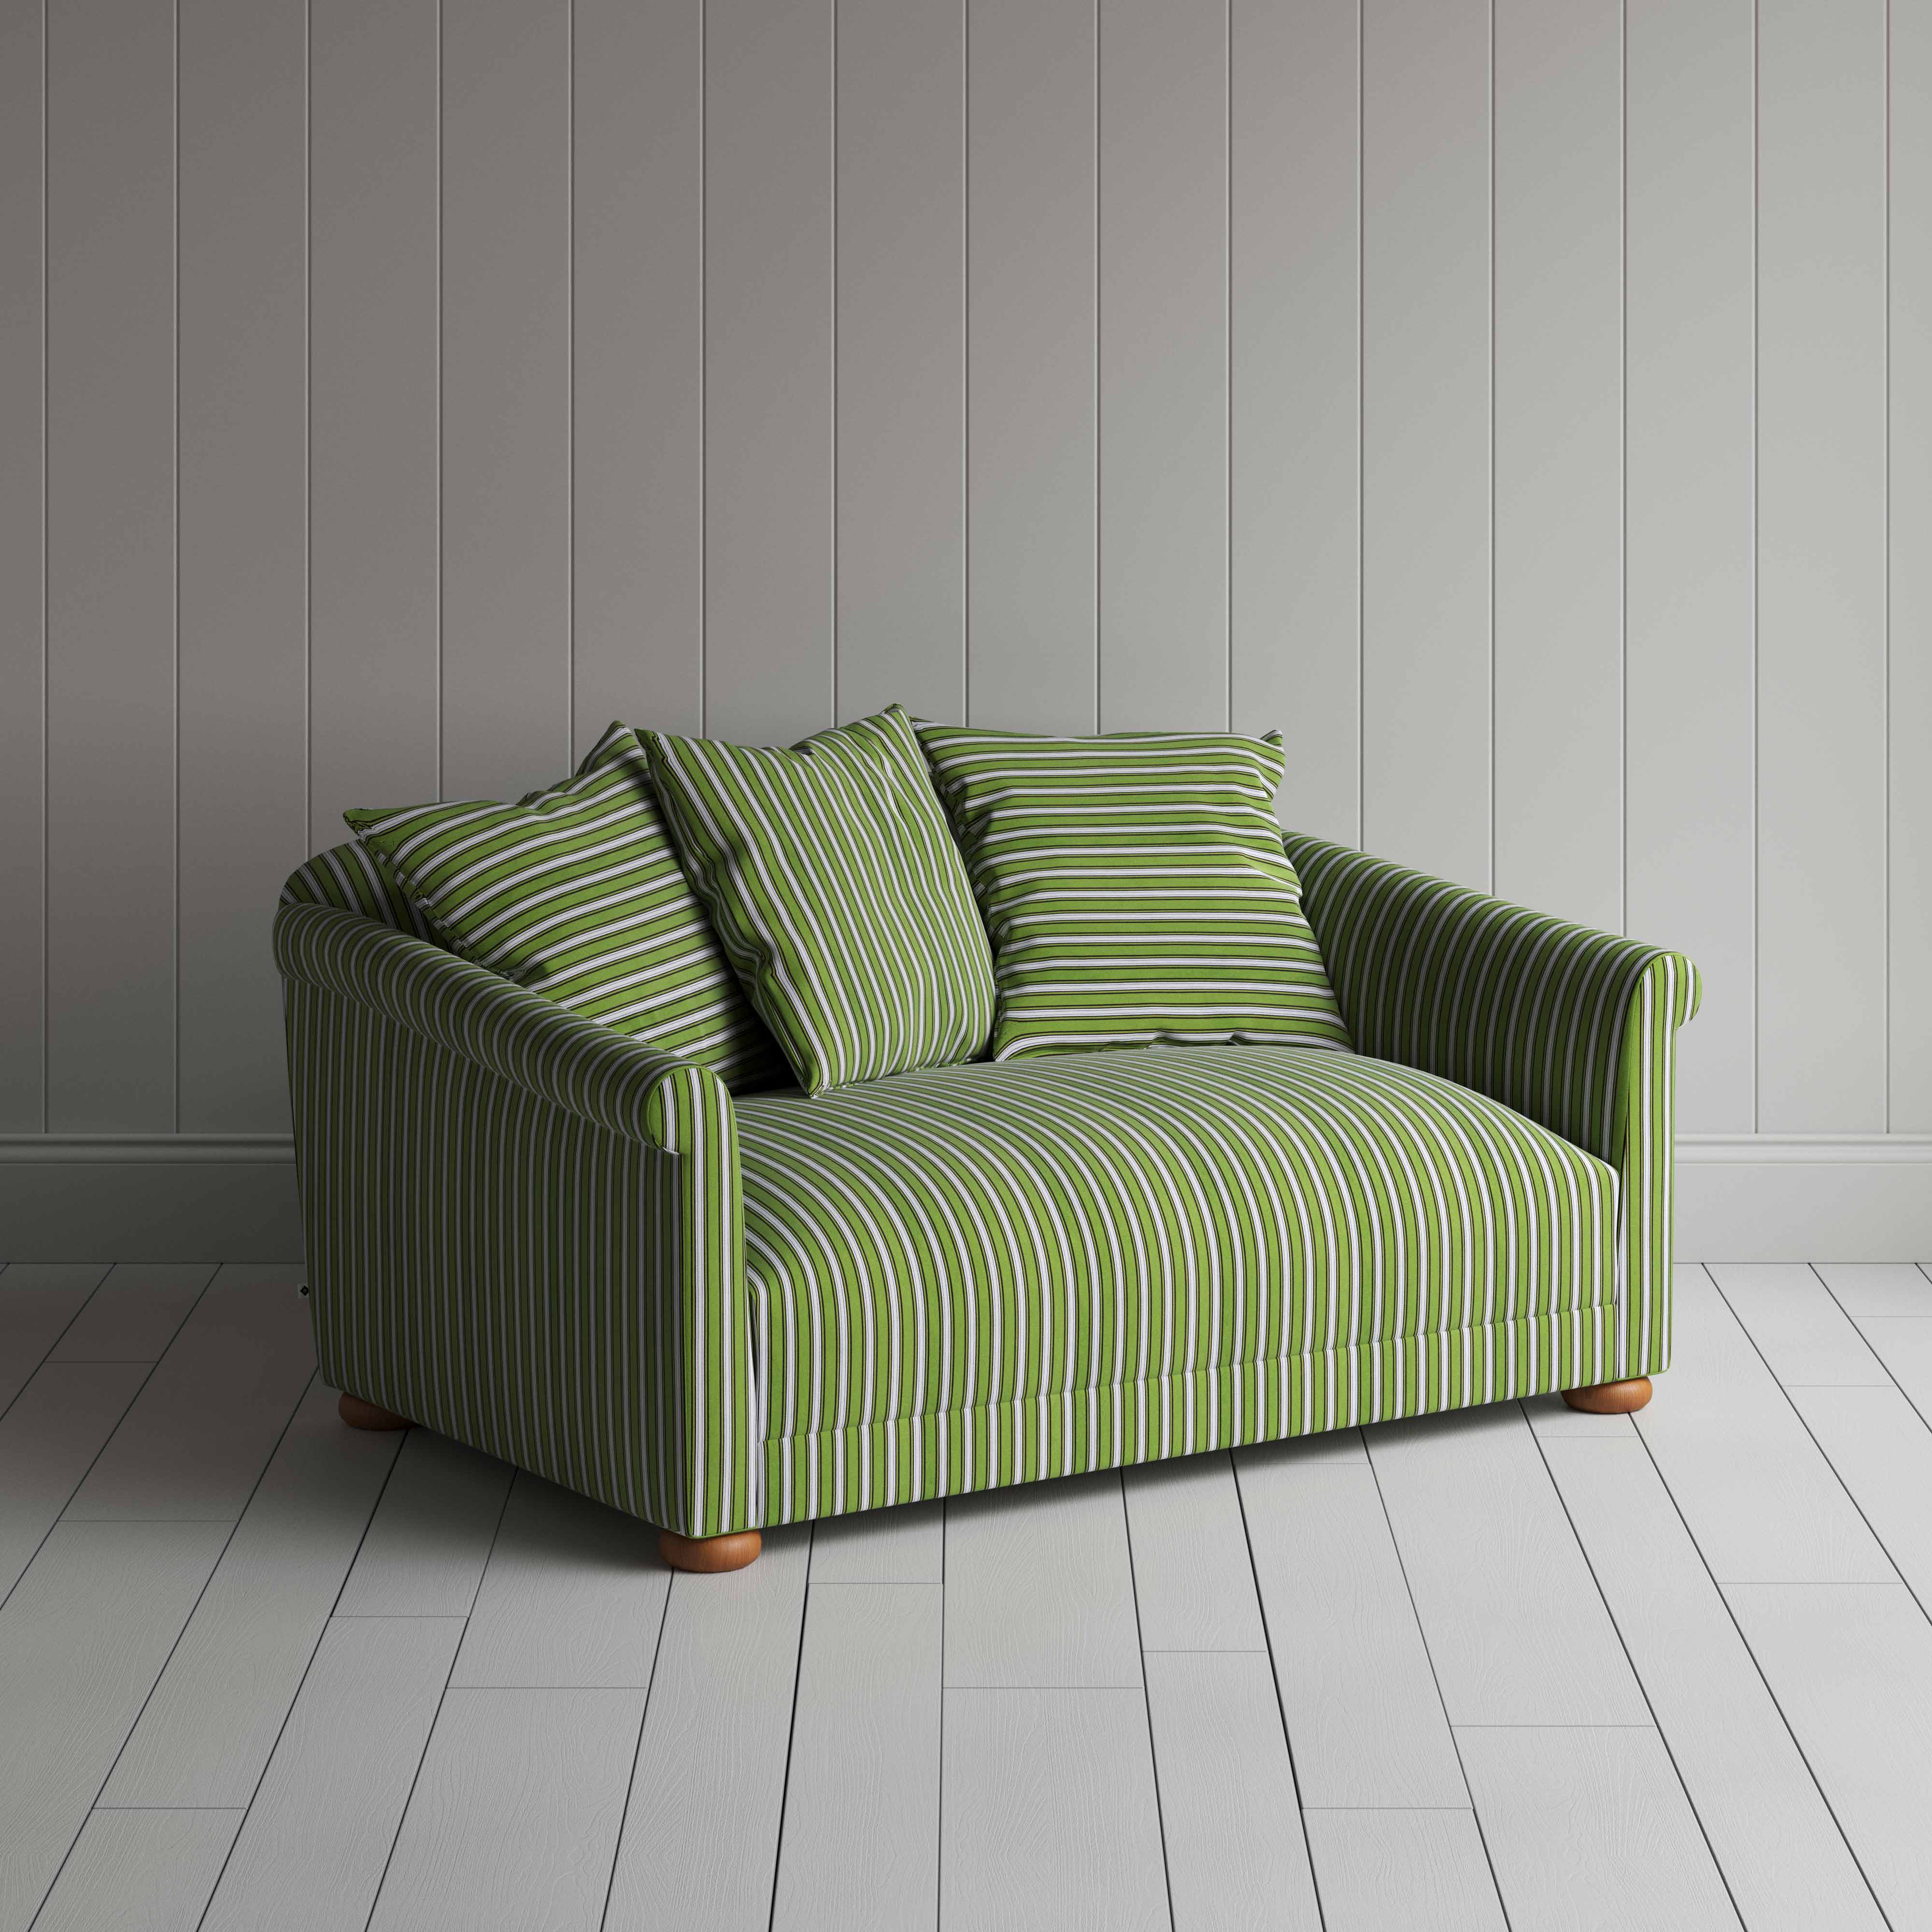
(739, 1045, 1616, 1458)
(645, 706, 995, 1093)
(918, 723, 1352, 1060)
(340, 722, 784, 1089)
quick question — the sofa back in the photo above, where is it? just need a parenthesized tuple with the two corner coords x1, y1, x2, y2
(282, 839, 439, 945)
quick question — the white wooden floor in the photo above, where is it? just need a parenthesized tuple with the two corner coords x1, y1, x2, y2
(4, 1263, 1932, 1932)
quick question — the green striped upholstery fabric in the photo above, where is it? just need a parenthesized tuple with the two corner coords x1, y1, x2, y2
(341, 724, 782, 1089)
(282, 834, 438, 942)
(277, 899, 756, 1537)
(277, 836, 1695, 1538)
(644, 706, 994, 1094)
(741, 1046, 1615, 1521)
(917, 723, 1351, 1061)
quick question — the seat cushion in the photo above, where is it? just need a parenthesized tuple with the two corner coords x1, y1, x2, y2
(916, 722, 1351, 1060)
(740, 1045, 1616, 1448)
(644, 706, 995, 1093)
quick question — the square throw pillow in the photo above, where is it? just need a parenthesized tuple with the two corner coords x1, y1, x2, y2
(916, 722, 1352, 1062)
(642, 705, 995, 1094)
(343, 723, 786, 1089)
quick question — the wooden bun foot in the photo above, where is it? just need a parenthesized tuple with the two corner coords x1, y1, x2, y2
(338, 1391, 413, 1431)
(658, 1528, 762, 1574)
(1562, 1376, 1653, 1415)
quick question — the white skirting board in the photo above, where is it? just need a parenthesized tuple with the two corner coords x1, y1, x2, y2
(0, 1136, 1928, 1264)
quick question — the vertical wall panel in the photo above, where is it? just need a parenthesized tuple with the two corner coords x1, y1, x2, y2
(1755, 0, 1888, 1132)
(704, 0, 834, 746)
(1625, 0, 1755, 1132)
(43, 0, 176, 1130)
(177, 0, 306, 1130)
(0, 0, 43, 1128)
(835, 0, 965, 726)
(308, 0, 439, 846)
(1892, 0, 1932, 1131)
(572, 0, 703, 753)
(1491, 0, 1622, 932)
(1359, 0, 1492, 890)
(1097, 0, 1227, 731)
(966, 0, 1097, 733)
(1229, 0, 1359, 845)
(439, 0, 571, 799)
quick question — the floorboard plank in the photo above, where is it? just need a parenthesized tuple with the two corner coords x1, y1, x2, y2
(200, 1615, 465, 1932)
(0, 1361, 150, 1600)
(1456, 1725, 1741, 1931)
(771, 1582, 942, 1932)
(1855, 1318, 1932, 1418)
(1543, 1438, 1886, 1931)
(1124, 1453, 1268, 1652)
(0, 1264, 110, 1413)
(48, 1262, 214, 1364)
(1367, 1404, 1649, 1724)
(1143, 1649, 1321, 1932)
(807, 1498, 943, 1584)
(1520, 1391, 1636, 1437)
(1301, 1809, 1505, 1932)
(367, 1687, 643, 1932)
(334, 1426, 513, 1617)
(944, 1472, 1142, 1688)
(1236, 1457, 1466, 1806)
(1710, 1264, 1890, 1385)
(33, 1807, 240, 1932)
(451, 1472, 669, 1689)
(63, 1265, 318, 1522)
(100, 1377, 404, 1806)
(1236, 1424, 1366, 1468)
(604, 1526, 810, 1932)
(0, 1520, 229, 1932)
(941, 1687, 1168, 1932)
(1814, 1263, 1932, 1321)
(1786, 1386, 1932, 1610)
(1635, 1267, 1893, 1582)
(1726, 1582, 1932, 1932)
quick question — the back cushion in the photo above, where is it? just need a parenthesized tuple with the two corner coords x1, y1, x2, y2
(917, 723, 1352, 1062)
(643, 706, 996, 1094)
(338, 722, 786, 1089)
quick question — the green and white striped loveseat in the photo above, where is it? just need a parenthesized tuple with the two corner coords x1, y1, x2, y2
(276, 834, 1697, 1570)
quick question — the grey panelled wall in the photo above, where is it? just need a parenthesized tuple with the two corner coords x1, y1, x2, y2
(0, 1, 1928, 1179)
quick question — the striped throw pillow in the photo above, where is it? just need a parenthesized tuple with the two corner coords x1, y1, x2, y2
(343, 723, 785, 1088)
(642, 706, 996, 1094)
(916, 723, 1352, 1061)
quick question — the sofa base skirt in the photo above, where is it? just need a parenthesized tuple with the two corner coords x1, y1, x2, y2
(759, 1295, 1639, 1527)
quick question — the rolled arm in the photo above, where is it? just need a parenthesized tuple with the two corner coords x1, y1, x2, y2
(1284, 835, 1699, 1165)
(1286, 834, 1701, 1379)
(273, 899, 729, 1156)
(275, 898, 755, 1535)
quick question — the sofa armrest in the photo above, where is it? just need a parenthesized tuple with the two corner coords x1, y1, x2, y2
(1286, 834, 1700, 1379)
(275, 897, 755, 1538)
(272, 899, 728, 1156)
(1284, 834, 1699, 1165)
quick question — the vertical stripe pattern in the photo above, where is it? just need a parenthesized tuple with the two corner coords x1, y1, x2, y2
(643, 706, 995, 1093)
(917, 723, 1352, 1059)
(277, 832, 1696, 1536)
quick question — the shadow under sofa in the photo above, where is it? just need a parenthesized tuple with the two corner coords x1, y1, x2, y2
(275, 831, 1698, 1573)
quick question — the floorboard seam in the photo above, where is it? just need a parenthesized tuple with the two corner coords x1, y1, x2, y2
(1628, 1280, 1897, 1932)
(1229, 1446, 1331, 1932)
(595, 1549, 675, 1932)
(1118, 1465, 1179, 1932)
(1359, 1423, 1514, 1931)
(1523, 1397, 1750, 1930)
